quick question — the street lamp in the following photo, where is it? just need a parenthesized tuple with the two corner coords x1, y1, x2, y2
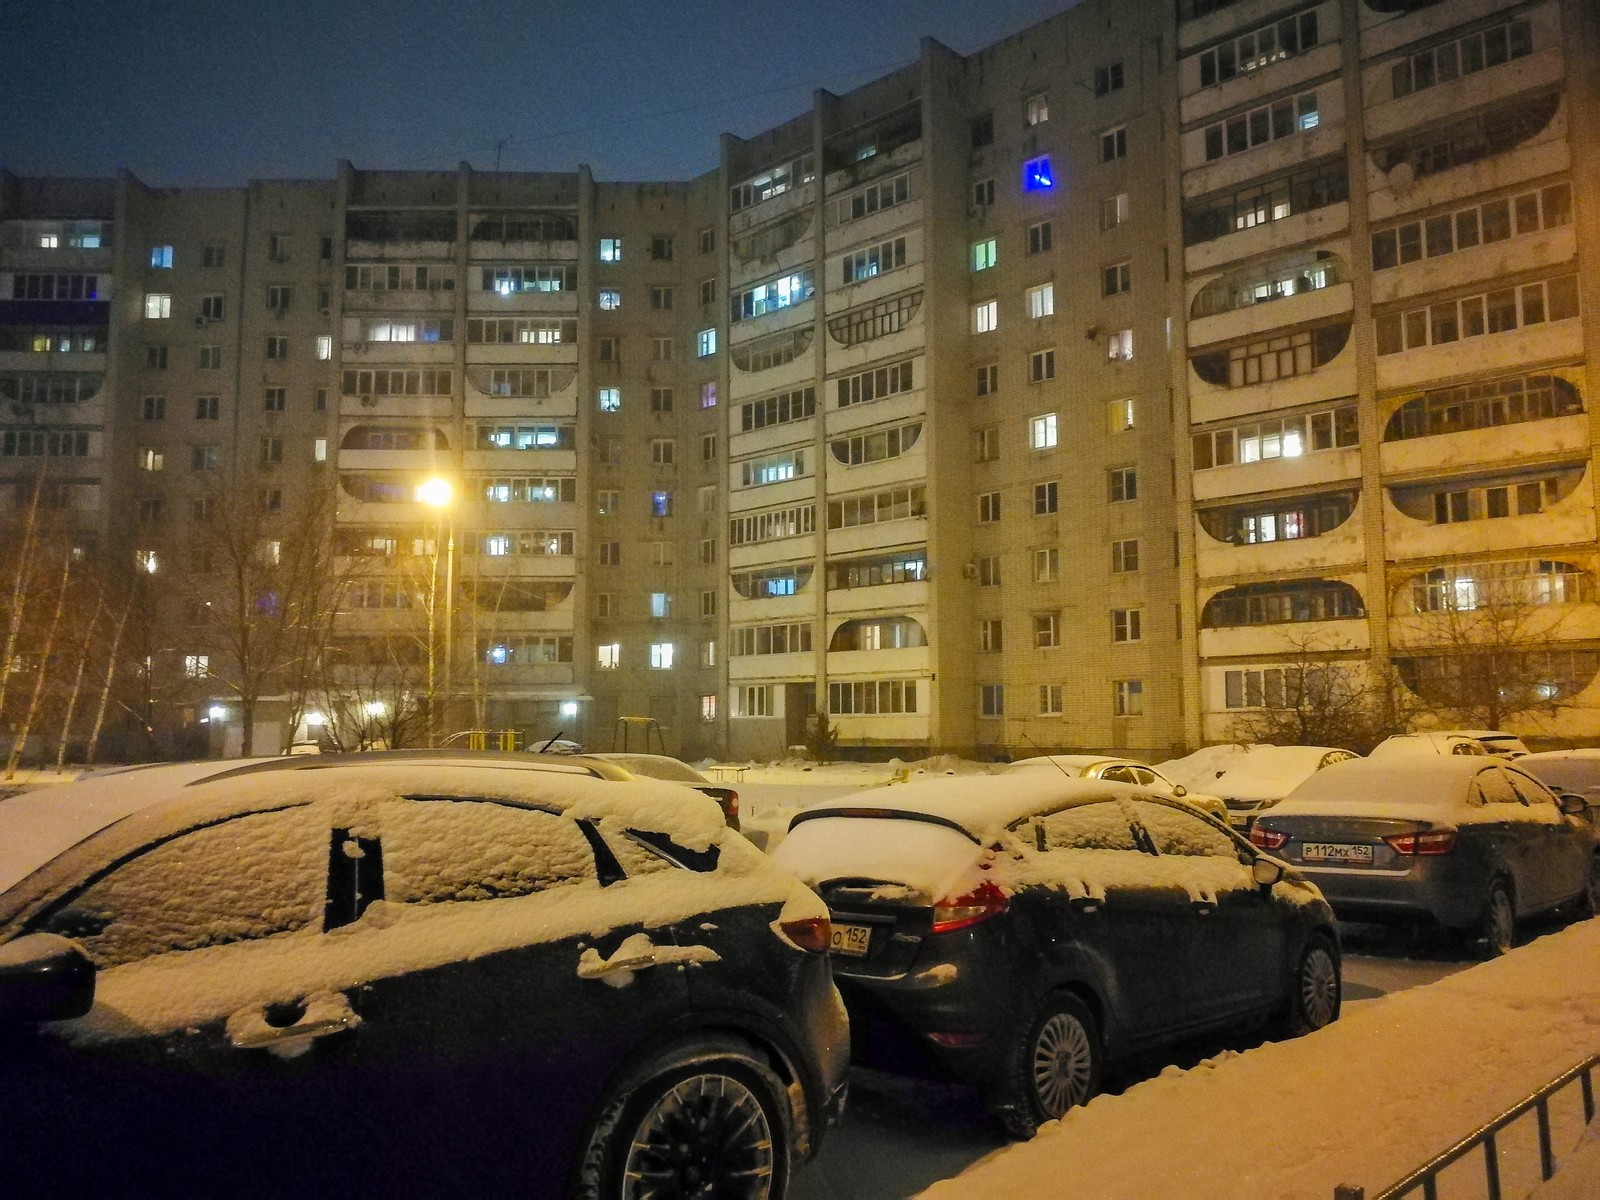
(420, 476, 455, 746)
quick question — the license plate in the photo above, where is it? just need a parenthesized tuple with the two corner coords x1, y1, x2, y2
(830, 922, 872, 958)
(1302, 842, 1374, 864)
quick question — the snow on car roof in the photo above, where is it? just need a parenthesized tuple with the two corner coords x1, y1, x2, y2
(0, 756, 725, 903)
(793, 774, 1147, 841)
(1005, 755, 1114, 775)
(587, 753, 711, 784)
(1271, 755, 1550, 819)
(1208, 745, 1354, 802)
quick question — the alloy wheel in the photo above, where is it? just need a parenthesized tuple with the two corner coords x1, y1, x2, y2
(621, 1072, 775, 1200)
(1483, 884, 1515, 956)
(1298, 944, 1339, 1030)
(1031, 1010, 1095, 1118)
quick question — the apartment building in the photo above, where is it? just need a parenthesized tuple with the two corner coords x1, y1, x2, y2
(1175, 0, 1600, 746)
(5, 0, 1598, 761)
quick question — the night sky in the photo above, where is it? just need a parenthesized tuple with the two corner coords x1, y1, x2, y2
(2, 0, 1081, 187)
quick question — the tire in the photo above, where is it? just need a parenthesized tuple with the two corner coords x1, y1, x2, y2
(995, 994, 1101, 1140)
(1282, 934, 1341, 1037)
(1477, 879, 1516, 959)
(1578, 855, 1600, 920)
(577, 1038, 792, 1200)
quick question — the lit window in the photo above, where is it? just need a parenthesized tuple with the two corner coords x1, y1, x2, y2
(597, 643, 621, 669)
(599, 238, 622, 262)
(1107, 397, 1135, 434)
(1029, 413, 1058, 450)
(697, 328, 717, 357)
(150, 245, 173, 269)
(650, 642, 675, 670)
(144, 293, 171, 319)
(1023, 156, 1055, 191)
(651, 491, 673, 517)
(598, 388, 621, 412)
(139, 448, 164, 472)
(598, 289, 621, 310)
(183, 654, 209, 679)
(1027, 283, 1054, 319)
(314, 438, 327, 463)
(1107, 329, 1133, 361)
(1026, 92, 1049, 126)
(650, 592, 672, 619)
(700, 382, 718, 408)
(316, 335, 332, 360)
(700, 695, 717, 721)
(972, 239, 997, 271)
(973, 300, 998, 334)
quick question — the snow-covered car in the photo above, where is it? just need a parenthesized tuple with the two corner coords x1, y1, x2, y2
(0, 752, 848, 1196)
(1199, 745, 1359, 831)
(1252, 757, 1599, 956)
(586, 752, 741, 830)
(1004, 755, 1230, 824)
(1368, 732, 1493, 760)
(772, 775, 1340, 1137)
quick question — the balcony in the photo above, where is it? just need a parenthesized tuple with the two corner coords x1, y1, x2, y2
(1196, 492, 1366, 580)
(729, 592, 812, 623)
(1186, 201, 1350, 277)
(1181, 37, 1342, 126)
(1382, 467, 1595, 561)
(728, 652, 813, 682)
(1381, 413, 1588, 478)
(1374, 315, 1582, 394)
(826, 516, 929, 558)
(827, 646, 930, 675)
(464, 343, 577, 368)
(729, 534, 818, 573)
(464, 448, 577, 474)
(1371, 226, 1575, 307)
(1193, 446, 1361, 503)
(1189, 279, 1352, 350)
(1200, 617, 1370, 660)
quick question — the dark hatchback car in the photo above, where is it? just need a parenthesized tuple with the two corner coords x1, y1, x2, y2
(1252, 756, 1599, 956)
(0, 753, 847, 1199)
(772, 776, 1339, 1137)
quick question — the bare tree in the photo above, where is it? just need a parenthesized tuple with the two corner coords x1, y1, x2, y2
(1391, 558, 1598, 730)
(312, 636, 429, 750)
(180, 475, 344, 756)
(1228, 632, 1412, 753)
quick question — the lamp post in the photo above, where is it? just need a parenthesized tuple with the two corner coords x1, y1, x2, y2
(419, 477, 455, 746)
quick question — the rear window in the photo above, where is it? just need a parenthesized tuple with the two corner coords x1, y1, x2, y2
(773, 816, 982, 902)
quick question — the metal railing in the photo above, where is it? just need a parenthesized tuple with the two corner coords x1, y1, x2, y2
(1334, 1053, 1598, 1200)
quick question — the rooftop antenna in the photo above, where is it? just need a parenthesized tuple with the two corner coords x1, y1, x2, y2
(493, 137, 509, 173)
(1019, 730, 1074, 778)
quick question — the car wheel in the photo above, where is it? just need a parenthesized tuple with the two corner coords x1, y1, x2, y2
(1282, 934, 1340, 1036)
(577, 1038, 792, 1200)
(996, 994, 1101, 1139)
(1478, 880, 1516, 959)
(1580, 855, 1600, 919)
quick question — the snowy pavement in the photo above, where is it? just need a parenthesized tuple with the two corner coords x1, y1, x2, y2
(919, 917, 1600, 1200)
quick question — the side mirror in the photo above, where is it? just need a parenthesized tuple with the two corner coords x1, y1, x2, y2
(1251, 858, 1285, 888)
(0, 934, 96, 1024)
(1172, 784, 1188, 798)
(1559, 794, 1589, 818)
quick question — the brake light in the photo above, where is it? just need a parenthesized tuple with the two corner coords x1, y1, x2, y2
(1383, 830, 1457, 856)
(931, 881, 1010, 933)
(1250, 826, 1287, 851)
(777, 915, 832, 954)
(724, 790, 739, 820)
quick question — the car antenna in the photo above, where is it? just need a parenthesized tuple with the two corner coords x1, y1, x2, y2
(536, 729, 565, 753)
(1020, 731, 1074, 778)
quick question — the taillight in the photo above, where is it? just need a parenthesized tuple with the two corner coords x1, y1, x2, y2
(777, 915, 832, 954)
(931, 881, 1010, 933)
(724, 790, 739, 820)
(1251, 826, 1287, 851)
(1384, 830, 1457, 856)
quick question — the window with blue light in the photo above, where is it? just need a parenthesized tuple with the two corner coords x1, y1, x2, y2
(1023, 156, 1055, 192)
(150, 245, 174, 269)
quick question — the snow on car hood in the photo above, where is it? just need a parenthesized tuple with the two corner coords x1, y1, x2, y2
(1207, 746, 1353, 803)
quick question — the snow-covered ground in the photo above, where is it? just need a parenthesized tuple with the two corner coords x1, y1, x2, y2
(920, 917, 1600, 1200)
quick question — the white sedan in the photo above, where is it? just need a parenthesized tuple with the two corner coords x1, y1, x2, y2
(1005, 755, 1230, 824)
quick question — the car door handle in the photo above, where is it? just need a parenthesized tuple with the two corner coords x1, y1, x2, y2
(578, 951, 661, 979)
(1069, 895, 1101, 913)
(1190, 900, 1215, 916)
(228, 992, 360, 1051)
